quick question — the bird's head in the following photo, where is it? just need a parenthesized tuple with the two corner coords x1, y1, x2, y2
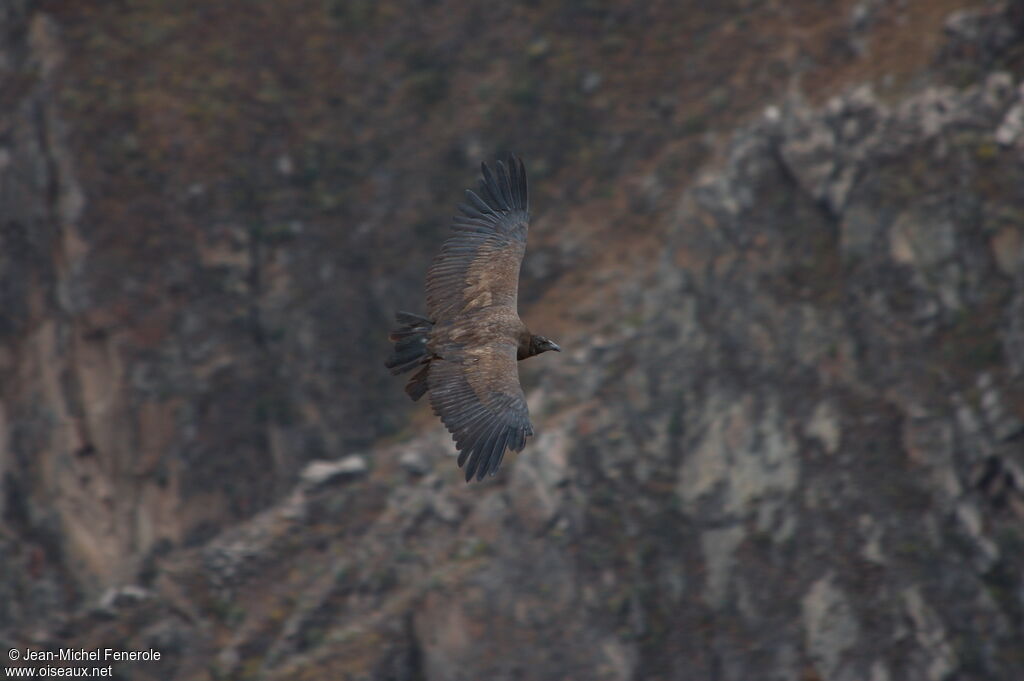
(530, 335, 562, 356)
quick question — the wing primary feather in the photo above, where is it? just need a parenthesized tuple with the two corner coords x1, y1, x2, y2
(472, 424, 502, 482)
(458, 420, 489, 467)
(456, 416, 494, 466)
(449, 411, 493, 444)
(507, 156, 521, 210)
(499, 159, 516, 206)
(457, 432, 475, 466)
(472, 426, 499, 482)
(461, 428, 487, 481)
(480, 162, 510, 211)
(490, 441, 508, 477)
(462, 452, 477, 482)
(510, 425, 529, 452)
(481, 182, 506, 213)
(509, 427, 521, 453)
(450, 407, 493, 440)
(495, 160, 515, 209)
(516, 155, 529, 212)
(488, 429, 512, 477)
(466, 413, 498, 444)
(463, 443, 480, 481)
(465, 190, 497, 217)
(457, 202, 486, 220)
(452, 216, 494, 231)
(472, 417, 506, 479)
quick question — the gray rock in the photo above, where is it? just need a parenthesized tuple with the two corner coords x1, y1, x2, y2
(806, 400, 841, 455)
(300, 456, 368, 487)
(903, 586, 958, 681)
(97, 585, 151, 612)
(889, 208, 956, 269)
(995, 99, 1024, 146)
(700, 525, 745, 608)
(802, 574, 861, 680)
(398, 449, 431, 476)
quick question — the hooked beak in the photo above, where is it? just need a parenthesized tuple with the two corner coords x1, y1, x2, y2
(549, 341, 561, 352)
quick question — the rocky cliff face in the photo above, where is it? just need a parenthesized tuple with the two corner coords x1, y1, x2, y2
(3, 1, 1024, 680)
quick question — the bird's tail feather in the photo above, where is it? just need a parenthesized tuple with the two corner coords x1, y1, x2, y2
(405, 364, 430, 401)
(385, 312, 434, 401)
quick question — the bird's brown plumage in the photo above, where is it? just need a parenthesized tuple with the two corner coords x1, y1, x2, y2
(386, 155, 559, 482)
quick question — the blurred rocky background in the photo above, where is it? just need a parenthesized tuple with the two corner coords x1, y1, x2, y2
(2, 0, 1024, 679)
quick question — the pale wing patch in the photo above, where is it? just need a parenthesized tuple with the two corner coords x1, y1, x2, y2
(460, 241, 523, 311)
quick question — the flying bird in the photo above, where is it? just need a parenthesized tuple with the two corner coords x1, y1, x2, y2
(386, 155, 560, 482)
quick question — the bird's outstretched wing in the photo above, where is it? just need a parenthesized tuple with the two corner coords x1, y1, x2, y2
(428, 342, 533, 481)
(425, 155, 530, 323)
